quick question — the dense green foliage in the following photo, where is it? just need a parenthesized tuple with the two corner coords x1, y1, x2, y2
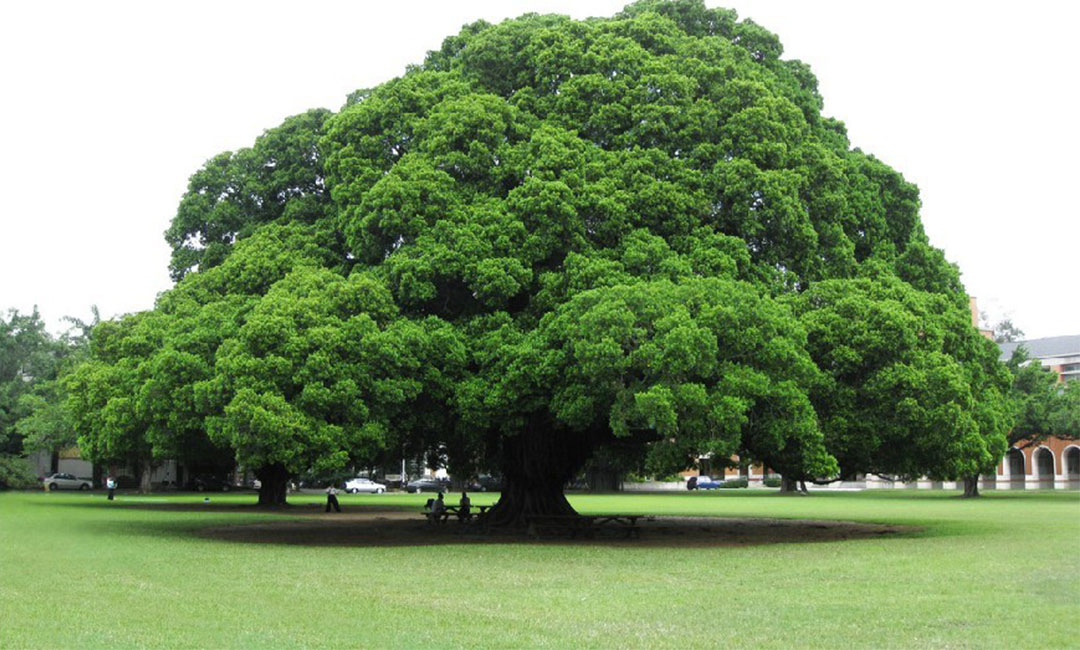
(789, 274, 1010, 483)
(64, 1, 1014, 511)
(0, 308, 91, 486)
(1, 309, 59, 457)
(1005, 348, 1080, 445)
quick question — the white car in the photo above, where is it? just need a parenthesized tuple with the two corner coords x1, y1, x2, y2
(344, 477, 386, 494)
(43, 473, 92, 491)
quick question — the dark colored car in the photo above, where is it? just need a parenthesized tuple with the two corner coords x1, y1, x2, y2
(186, 475, 232, 492)
(406, 477, 450, 493)
(114, 475, 139, 489)
(467, 475, 503, 492)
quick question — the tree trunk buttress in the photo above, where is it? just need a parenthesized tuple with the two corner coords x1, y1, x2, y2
(256, 464, 290, 507)
(485, 422, 593, 527)
(962, 476, 980, 498)
(780, 477, 805, 494)
(139, 460, 153, 494)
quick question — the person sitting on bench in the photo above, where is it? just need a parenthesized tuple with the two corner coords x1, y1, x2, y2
(458, 491, 471, 520)
(429, 491, 446, 523)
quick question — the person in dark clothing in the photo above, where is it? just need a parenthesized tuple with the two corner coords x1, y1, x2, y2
(429, 491, 446, 524)
(458, 491, 472, 521)
(687, 476, 698, 491)
(325, 484, 342, 512)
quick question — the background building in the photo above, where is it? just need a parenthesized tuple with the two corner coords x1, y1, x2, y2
(989, 335, 1080, 490)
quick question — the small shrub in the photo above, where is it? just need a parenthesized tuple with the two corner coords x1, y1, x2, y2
(624, 473, 683, 483)
(762, 477, 782, 488)
(719, 477, 748, 488)
(0, 455, 39, 490)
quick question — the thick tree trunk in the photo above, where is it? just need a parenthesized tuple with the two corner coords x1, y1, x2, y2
(256, 464, 290, 507)
(962, 476, 980, 498)
(485, 421, 593, 527)
(780, 477, 807, 495)
(139, 460, 153, 494)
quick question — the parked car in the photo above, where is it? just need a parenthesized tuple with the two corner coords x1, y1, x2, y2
(406, 477, 450, 493)
(466, 474, 502, 492)
(186, 475, 232, 492)
(343, 477, 386, 494)
(42, 473, 92, 491)
(695, 476, 726, 489)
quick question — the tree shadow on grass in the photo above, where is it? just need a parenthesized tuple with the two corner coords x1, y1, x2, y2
(201, 515, 919, 548)
(55, 497, 407, 515)
(34, 494, 936, 548)
(64, 502, 918, 548)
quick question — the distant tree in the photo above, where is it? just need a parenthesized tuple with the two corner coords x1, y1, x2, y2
(1005, 348, 1079, 446)
(0, 309, 58, 457)
(992, 319, 1024, 344)
(16, 382, 76, 459)
(1048, 381, 1080, 440)
(0, 308, 98, 478)
(16, 308, 98, 468)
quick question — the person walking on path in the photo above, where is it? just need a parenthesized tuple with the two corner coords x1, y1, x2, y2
(106, 476, 116, 501)
(325, 484, 341, 513)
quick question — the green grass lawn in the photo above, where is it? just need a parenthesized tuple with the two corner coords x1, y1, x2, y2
(1, 488, 1077, 649)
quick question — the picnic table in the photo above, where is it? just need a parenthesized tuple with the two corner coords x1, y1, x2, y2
(424, 503, 491, 524)
(525, 514, 645, 538)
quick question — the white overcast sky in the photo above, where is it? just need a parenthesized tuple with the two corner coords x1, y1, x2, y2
(1, 0, 1076, 338)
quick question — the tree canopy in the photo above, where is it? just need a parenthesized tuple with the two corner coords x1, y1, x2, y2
(64, 0, 1016, 513)
(0, 308, 92, 487)
(1005, 348, 1080, 447)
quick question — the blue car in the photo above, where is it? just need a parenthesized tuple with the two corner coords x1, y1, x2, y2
(695, 476, 726, 489)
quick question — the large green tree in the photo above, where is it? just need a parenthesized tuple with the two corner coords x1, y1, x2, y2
(65, 0, 1007, 515)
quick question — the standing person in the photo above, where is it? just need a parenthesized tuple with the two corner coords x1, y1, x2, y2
(687, 476, 698, 491)
(325, 483, 341, 513)
(106, 476, 116, 501)
(458, 491, 472, 521)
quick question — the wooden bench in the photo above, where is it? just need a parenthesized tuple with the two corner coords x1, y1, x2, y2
(525, 514, 644, 539)
(593, 515, 644, 538)
(423, 504, 491, 524)
(424, 510, 451, 525)
(446, 504, 491, 522)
